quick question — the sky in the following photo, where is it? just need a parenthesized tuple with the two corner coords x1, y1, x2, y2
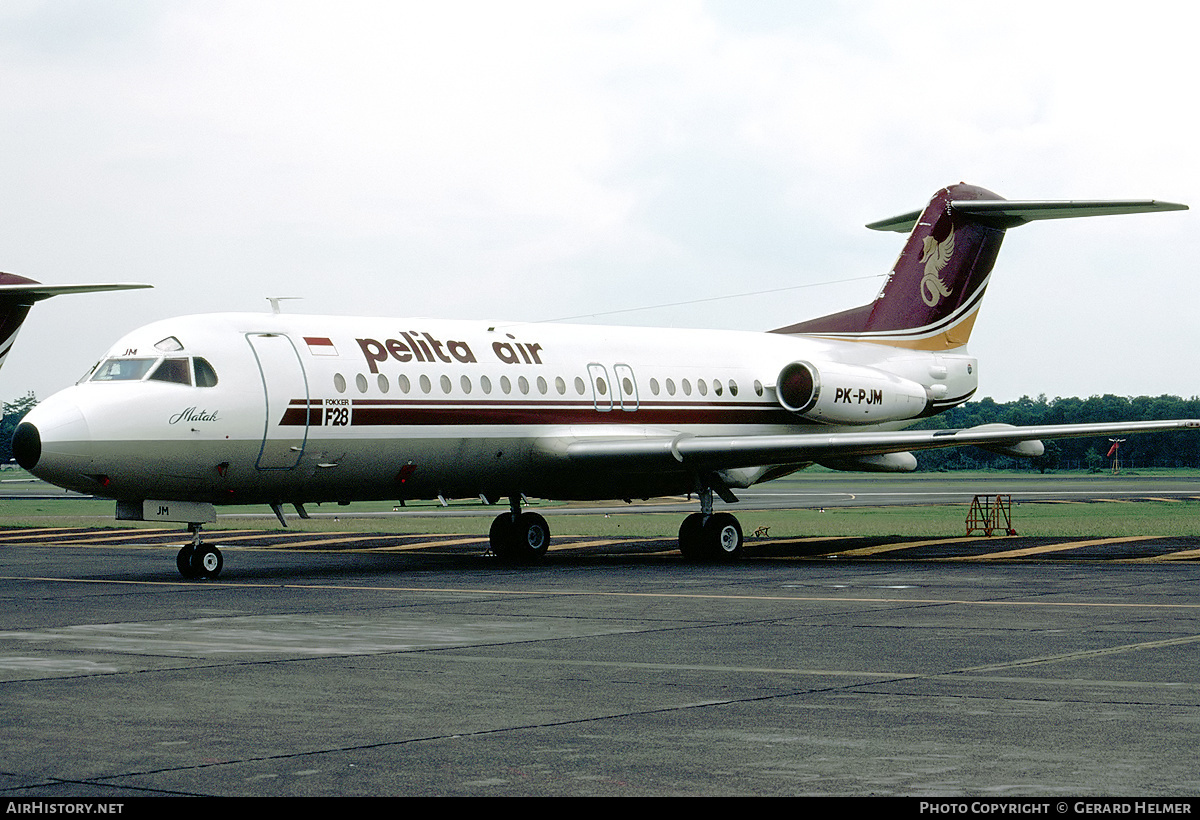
(0, 0, 1197, 404)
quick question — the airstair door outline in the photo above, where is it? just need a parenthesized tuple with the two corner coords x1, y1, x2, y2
(247, 333, 309, 470)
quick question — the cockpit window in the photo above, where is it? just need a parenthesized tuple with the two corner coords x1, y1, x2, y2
(90, 358, 158, 381)
(193, 358, 218, 387)
(88, 356, 218, 387)
(148, 358, 191, 385)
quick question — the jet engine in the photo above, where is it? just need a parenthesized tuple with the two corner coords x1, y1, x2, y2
(776, 360, 932, 425)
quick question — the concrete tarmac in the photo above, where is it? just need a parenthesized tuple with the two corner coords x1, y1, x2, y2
(2, 521, 1200, 797)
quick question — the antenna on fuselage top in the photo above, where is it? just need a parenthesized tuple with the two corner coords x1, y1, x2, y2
(267, 297, 302, 315)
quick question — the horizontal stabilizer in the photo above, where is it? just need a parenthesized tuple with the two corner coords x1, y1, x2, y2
(867, 199, 1188, 233)
(0, 282, 152, 302)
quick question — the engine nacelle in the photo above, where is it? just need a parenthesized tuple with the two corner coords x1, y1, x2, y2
(776, 360, 932, 425)
(968, 423, 1046, 458)
(817, 452, 918, 473)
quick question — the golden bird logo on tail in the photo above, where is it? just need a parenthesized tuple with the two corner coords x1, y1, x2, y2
(919, 226, 955, 307)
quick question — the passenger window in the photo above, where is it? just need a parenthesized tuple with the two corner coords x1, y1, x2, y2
(148, 359, 191, 385)
(194, 358, 219, 387)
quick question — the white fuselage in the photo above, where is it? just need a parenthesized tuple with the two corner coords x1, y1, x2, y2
(22, 312, 978, 505)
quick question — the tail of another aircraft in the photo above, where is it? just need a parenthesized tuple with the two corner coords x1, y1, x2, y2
(0, 272, 151, 374)
(773, 183, 1187, 350)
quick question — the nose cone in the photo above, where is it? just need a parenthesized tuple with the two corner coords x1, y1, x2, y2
(14, 391, 93, 486)
(12, 421, 40, 469)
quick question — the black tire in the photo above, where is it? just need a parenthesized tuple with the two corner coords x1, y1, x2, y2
(491, 511, 550, 563)
(190, 545, 223, 579)
(704, 513, 743, 561)
(489, 513, 515, 552)
(516, 512, 550, 560)
(176, 546, 198, 579)
(678, 513, 706, 561)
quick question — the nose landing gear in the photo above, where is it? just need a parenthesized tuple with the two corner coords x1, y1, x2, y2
(176, 523, 223, 579)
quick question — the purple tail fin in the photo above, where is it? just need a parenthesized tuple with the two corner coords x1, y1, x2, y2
(774, 183, 1186, 350)
(774, 183, 1005, 350)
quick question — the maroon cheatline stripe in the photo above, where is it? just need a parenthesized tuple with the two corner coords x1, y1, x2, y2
(277, 398, 805, 427)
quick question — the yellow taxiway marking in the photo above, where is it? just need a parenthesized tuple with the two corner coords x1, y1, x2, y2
(248, 534, 384, 550)
(26, 529, 187, 543)
(813, 535, 1018, 557)
(752, 535, 858, 547)
(359, 536, 489, 552)
(0, 527, 103, 540)
(952, 535, 1162, 560)
(1125, 548, 1200, 563)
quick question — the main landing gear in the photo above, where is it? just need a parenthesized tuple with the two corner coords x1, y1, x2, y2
(678, 486, 744, 562)
(489, 496, 551, 563)
(176, 523, 223, 579)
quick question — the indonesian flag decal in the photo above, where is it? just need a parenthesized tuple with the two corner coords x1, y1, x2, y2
(305, 336, 338, 356)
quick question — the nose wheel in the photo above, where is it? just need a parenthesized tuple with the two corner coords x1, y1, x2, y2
(176, 524, 223, 579)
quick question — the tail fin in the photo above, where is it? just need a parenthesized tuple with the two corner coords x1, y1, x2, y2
(0, 272, 150, 374)
(773, 183, 1187, 350)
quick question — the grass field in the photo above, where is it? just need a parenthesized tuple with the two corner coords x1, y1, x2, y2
(0, 491, 1196, 539)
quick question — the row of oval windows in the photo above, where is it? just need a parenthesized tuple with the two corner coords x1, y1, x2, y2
(333, 372, 767, 400)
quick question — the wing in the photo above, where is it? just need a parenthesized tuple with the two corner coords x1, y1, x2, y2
(551, 419, 1200, 475)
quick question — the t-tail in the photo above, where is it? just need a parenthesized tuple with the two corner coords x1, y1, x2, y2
(774, 182, 1187, 349)
(0, 272, 151, 374)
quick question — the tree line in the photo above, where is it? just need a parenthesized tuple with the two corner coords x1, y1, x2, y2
(1, 391, 1197, 471)
(910, 394, 1200, 471)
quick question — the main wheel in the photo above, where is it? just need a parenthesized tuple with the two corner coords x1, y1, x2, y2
(176, 545, 198, 579)
(491, 511, 550, 563)
(489, 513, 515, 552)
(190, 545, 223, 579)
(703, 513, 743, 562)
(678, 513, 706, 561)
